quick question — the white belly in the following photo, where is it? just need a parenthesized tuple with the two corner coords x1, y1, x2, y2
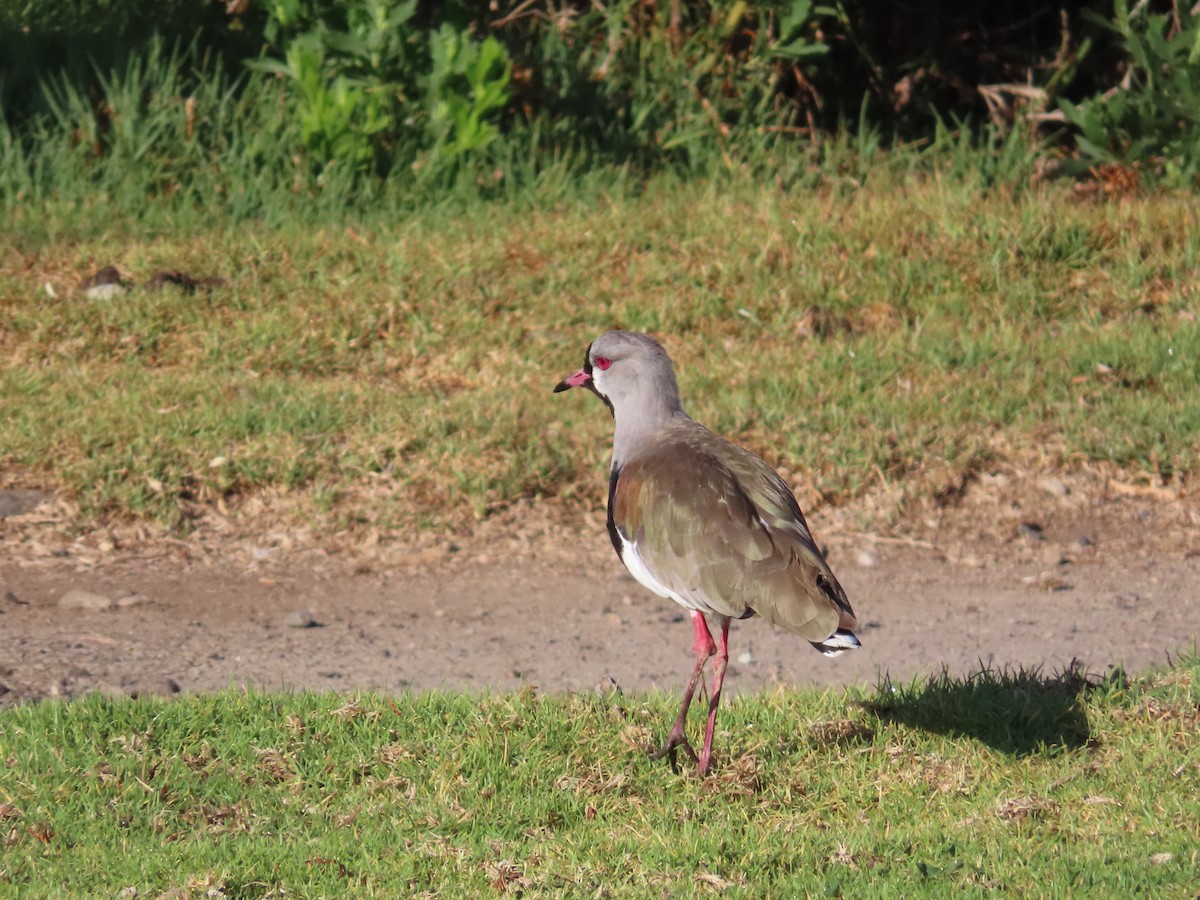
(618, 532, 712, 614)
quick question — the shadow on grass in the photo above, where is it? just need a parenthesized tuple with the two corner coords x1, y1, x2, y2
(863, 660, 1121, 755)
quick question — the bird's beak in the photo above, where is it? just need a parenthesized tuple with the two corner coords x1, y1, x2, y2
(553, 368, 592, 393)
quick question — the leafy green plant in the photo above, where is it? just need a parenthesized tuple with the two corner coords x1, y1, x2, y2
(421, 24, 512, 177)
(249, 0, 418, 174)
(1060, 0, 1200, 184)
(266, 37, 395, 173)
(772, 0, 832, 63)
(505, 0, 831, 172)
(250, 0, 511, 179)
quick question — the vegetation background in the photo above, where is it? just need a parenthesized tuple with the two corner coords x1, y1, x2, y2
(1, 3, 1198, 896)
(4, 0, 1200, 225)
(2, 0, 1198, 531)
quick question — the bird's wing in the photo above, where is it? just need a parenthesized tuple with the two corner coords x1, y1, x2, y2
(612, 429, 856, 640)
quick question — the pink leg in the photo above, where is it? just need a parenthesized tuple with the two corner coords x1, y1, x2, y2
(649, 612, 716, 770)
(697, 617, 731, 776)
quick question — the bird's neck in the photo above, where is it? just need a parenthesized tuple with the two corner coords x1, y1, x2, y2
(610, 401, 690, 471)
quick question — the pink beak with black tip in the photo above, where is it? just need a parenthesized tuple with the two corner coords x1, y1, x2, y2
(553, 368, 592, 392)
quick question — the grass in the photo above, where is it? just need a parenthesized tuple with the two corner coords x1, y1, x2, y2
(1, 659, 1197, 896)
(2, 170, 1199, 534)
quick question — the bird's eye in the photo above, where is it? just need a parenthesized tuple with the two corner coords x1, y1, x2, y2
(594, 356, 612, 371)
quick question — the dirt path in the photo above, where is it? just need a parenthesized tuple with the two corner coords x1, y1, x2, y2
(3, 474, 1198, 706)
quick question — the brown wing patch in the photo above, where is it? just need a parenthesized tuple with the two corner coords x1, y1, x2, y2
(611, 463, 645, 542)
(614, 424, 856, 641)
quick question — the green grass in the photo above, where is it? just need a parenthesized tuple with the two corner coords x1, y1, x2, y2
(1, 659, 1197, 896)
(2, 172, 1198, 532)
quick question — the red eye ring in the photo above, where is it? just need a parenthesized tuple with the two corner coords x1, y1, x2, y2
(594, 356, 612, 371)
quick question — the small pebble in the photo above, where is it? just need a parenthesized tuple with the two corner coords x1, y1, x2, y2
(1017, 522, 1046, 542)
(1042, 545, 1069, 566)
(1037, 477, 1069, 498)
(0, 488, 53, 517)
(115, 593, 151, 609)
(58, 589, 113, 610)
(1022, 572, 1069, 591)
(284, 610, 318, 628)
(737, 650, 754, 665)
(84, 283, 126, 301)
(855, 548, 881, 568)
(127, 678, 181, 699)
(595, 675, 622, 699)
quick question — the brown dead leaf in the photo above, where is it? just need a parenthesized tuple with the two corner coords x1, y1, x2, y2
(694, 871, 735, 889)
(485, 860, 524, 892)
(1108, 479, 1178, 501)
(996, 795, 1059, 822)
(810, 719, 874, 745)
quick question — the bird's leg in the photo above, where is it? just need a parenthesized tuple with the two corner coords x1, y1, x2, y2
(649, 612, 716, 771)
(696, 617, 731, 776)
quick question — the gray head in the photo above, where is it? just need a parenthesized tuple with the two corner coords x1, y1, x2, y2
(554, 331, 685, 422)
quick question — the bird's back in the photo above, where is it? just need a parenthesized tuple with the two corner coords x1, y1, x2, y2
(610, 420, 856, 642)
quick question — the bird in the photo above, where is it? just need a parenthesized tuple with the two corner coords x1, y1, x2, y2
(554, 330, 860, 775)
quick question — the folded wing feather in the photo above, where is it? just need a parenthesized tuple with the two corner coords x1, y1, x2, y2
(612, 424, 856, 640)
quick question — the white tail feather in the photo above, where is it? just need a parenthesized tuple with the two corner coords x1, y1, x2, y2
(812, 630, 861, 656)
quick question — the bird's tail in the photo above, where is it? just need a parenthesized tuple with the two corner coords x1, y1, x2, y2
(810, 629, 861, 657)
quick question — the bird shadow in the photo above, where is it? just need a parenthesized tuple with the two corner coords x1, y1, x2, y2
(861, 659, 1120, 755)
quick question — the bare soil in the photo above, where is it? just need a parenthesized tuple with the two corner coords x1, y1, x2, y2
(2, 468, 1198, 707)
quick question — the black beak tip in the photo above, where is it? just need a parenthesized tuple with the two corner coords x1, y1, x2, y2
(553, 380, 571, 394)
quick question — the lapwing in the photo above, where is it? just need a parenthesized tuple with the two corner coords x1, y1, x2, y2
(555, 330, 860, 775)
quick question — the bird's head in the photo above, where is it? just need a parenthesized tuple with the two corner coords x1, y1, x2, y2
(553, 331, 682, 422)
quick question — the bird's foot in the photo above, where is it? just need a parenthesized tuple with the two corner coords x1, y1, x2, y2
(648, 727, 698, 773)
